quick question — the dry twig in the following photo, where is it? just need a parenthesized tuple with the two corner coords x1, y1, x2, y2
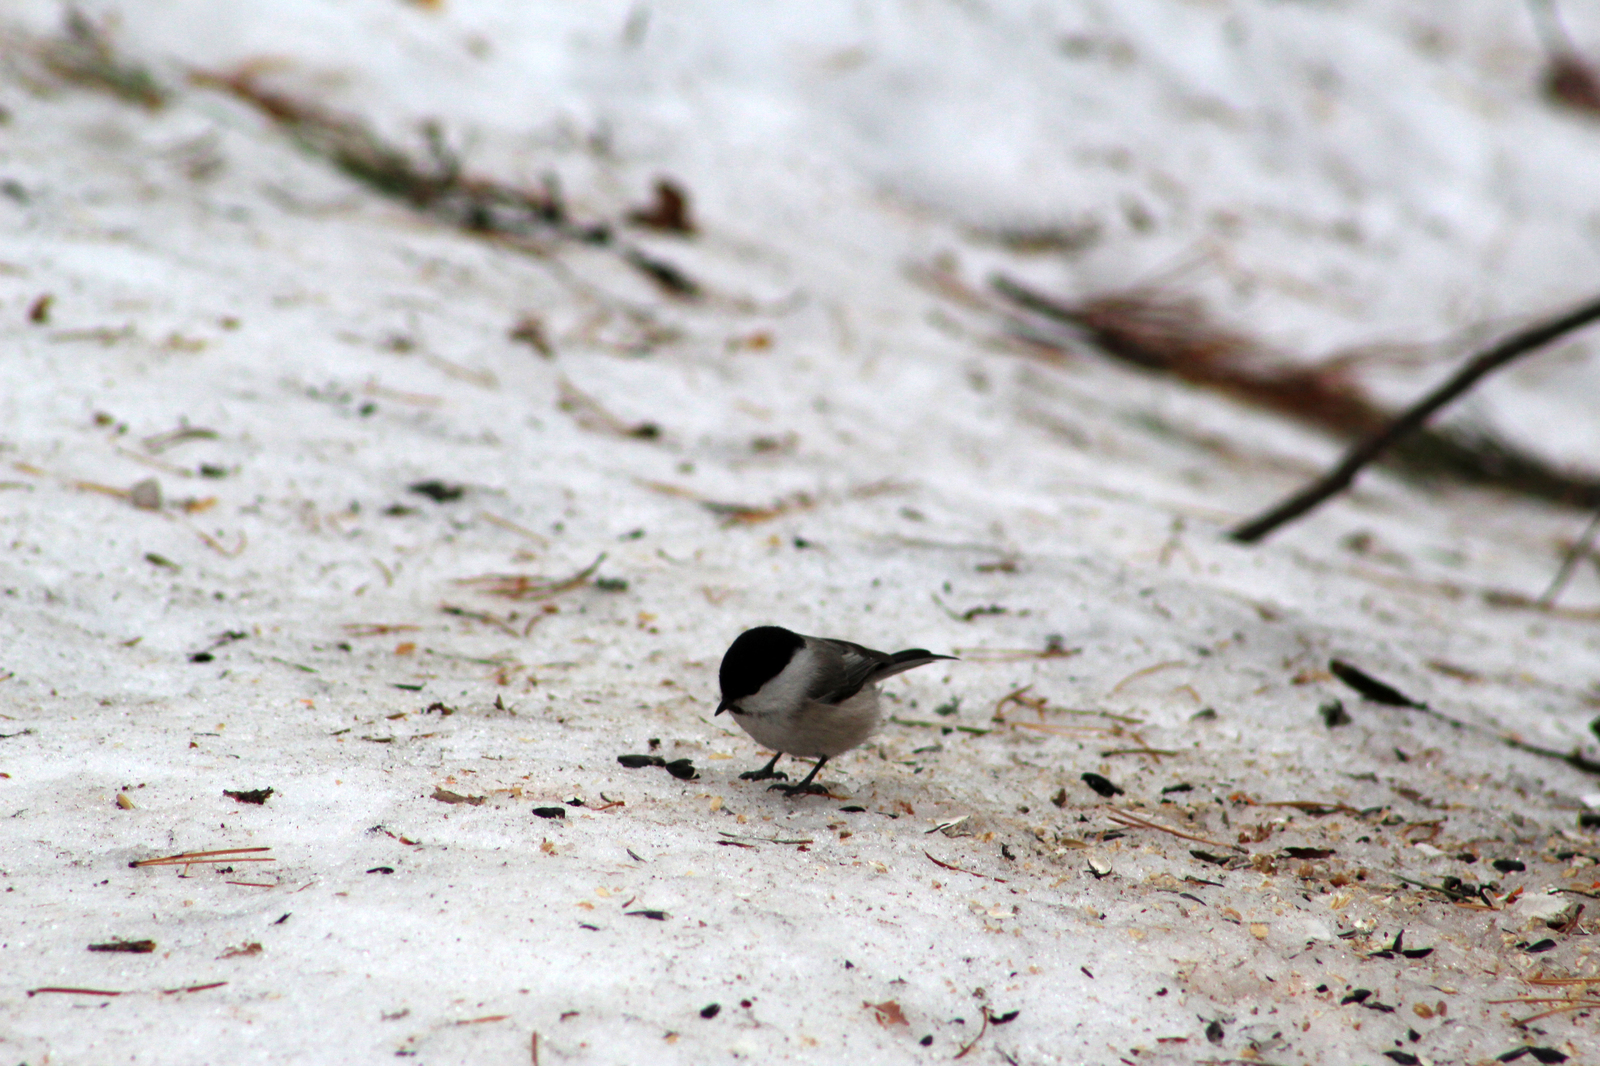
(130, 846, 274, 869)
(440, 604, 524, 638)
(454, 554, 606, 601)
(1105, 809, 1245, 854)
(1488, 994, 1600, 1025)
(638, 479, 817, 526)
(557, 377, 661, 440)
(1526, 974, 1600, 987)
(1538, 505, 1600, 607)
(192, 69, 699, 297)
(987, 275, 1600, 532)
(924, 850, 1006, 882)
(1100, 747, 1178, 758)
(342, 623, 420, 637)
(1228, 293, 1600, 541)
(40, 9, 166, 108)
(954, 644, 1080, 662)
(1529, 0, 1600, 114)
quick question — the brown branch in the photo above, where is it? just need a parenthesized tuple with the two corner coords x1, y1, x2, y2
(991, 275, 1386, 435)
(40, 10, 167, 109)
(192, 69, 699, 298)
(453, 554, 606, 601)
(924, 851, 1006, 882)
(1528, 0, 1600, 114)
(953, 1006, 991, 1059)
(131, 846, 273, 868)
(988, 274, 1600, 515)
(1539, 505, 1600, 606)
(1105, 809, 1247, 853)
(1230, 294, 1600, 542)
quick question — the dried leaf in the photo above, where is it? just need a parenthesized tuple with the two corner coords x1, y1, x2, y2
(864, 1000, 908, 1027)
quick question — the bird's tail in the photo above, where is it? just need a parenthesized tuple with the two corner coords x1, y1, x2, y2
(868, 649, 957, 683)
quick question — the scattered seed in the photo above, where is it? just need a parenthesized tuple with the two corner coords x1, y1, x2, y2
(130, 478, 162, 510)
(1081, 772, 1123, 798)
(628, 177, 695, 233)
(408, 480, 464, 503)
(1328, 659, 1425, 708)
(1320, 699, 1352, 727)
(618, 754, 665, 768)
(532, 807, 567, 820)
(1190, 849, 1240, 867)
(508, 315, 553, 356)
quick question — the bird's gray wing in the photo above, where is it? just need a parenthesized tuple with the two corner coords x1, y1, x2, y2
(804, 638, 893, 705)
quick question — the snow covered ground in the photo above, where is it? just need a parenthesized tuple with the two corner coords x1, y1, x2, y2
(3, 2, 1600, 1063)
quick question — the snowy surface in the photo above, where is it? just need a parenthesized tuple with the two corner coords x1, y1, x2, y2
(4, 2, 1600, 1063)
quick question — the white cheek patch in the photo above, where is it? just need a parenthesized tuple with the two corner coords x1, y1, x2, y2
(737, 645, 820, 718)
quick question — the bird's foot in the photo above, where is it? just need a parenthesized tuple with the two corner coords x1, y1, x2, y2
(739, 767, 789, 782)
(769, 780, 831, 797)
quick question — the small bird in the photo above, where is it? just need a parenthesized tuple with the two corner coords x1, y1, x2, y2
(715, 625, 956, 796)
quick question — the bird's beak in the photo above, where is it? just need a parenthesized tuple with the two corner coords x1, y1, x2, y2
(714, 698, 733, 716)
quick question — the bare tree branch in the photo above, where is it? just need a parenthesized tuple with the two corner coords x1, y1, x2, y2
(1230, 294, 1600, 543)
(1539, 505, 1600, 607)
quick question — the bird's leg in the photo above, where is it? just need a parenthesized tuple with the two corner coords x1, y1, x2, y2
(770, 756, 830, 797)
(738, 752, 788, 782)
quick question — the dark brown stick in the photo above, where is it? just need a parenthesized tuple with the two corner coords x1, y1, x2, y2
(1230, 294, 1600, 543)
(990, 274, 1600, 506)
(1539, 505, 1600, 607)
